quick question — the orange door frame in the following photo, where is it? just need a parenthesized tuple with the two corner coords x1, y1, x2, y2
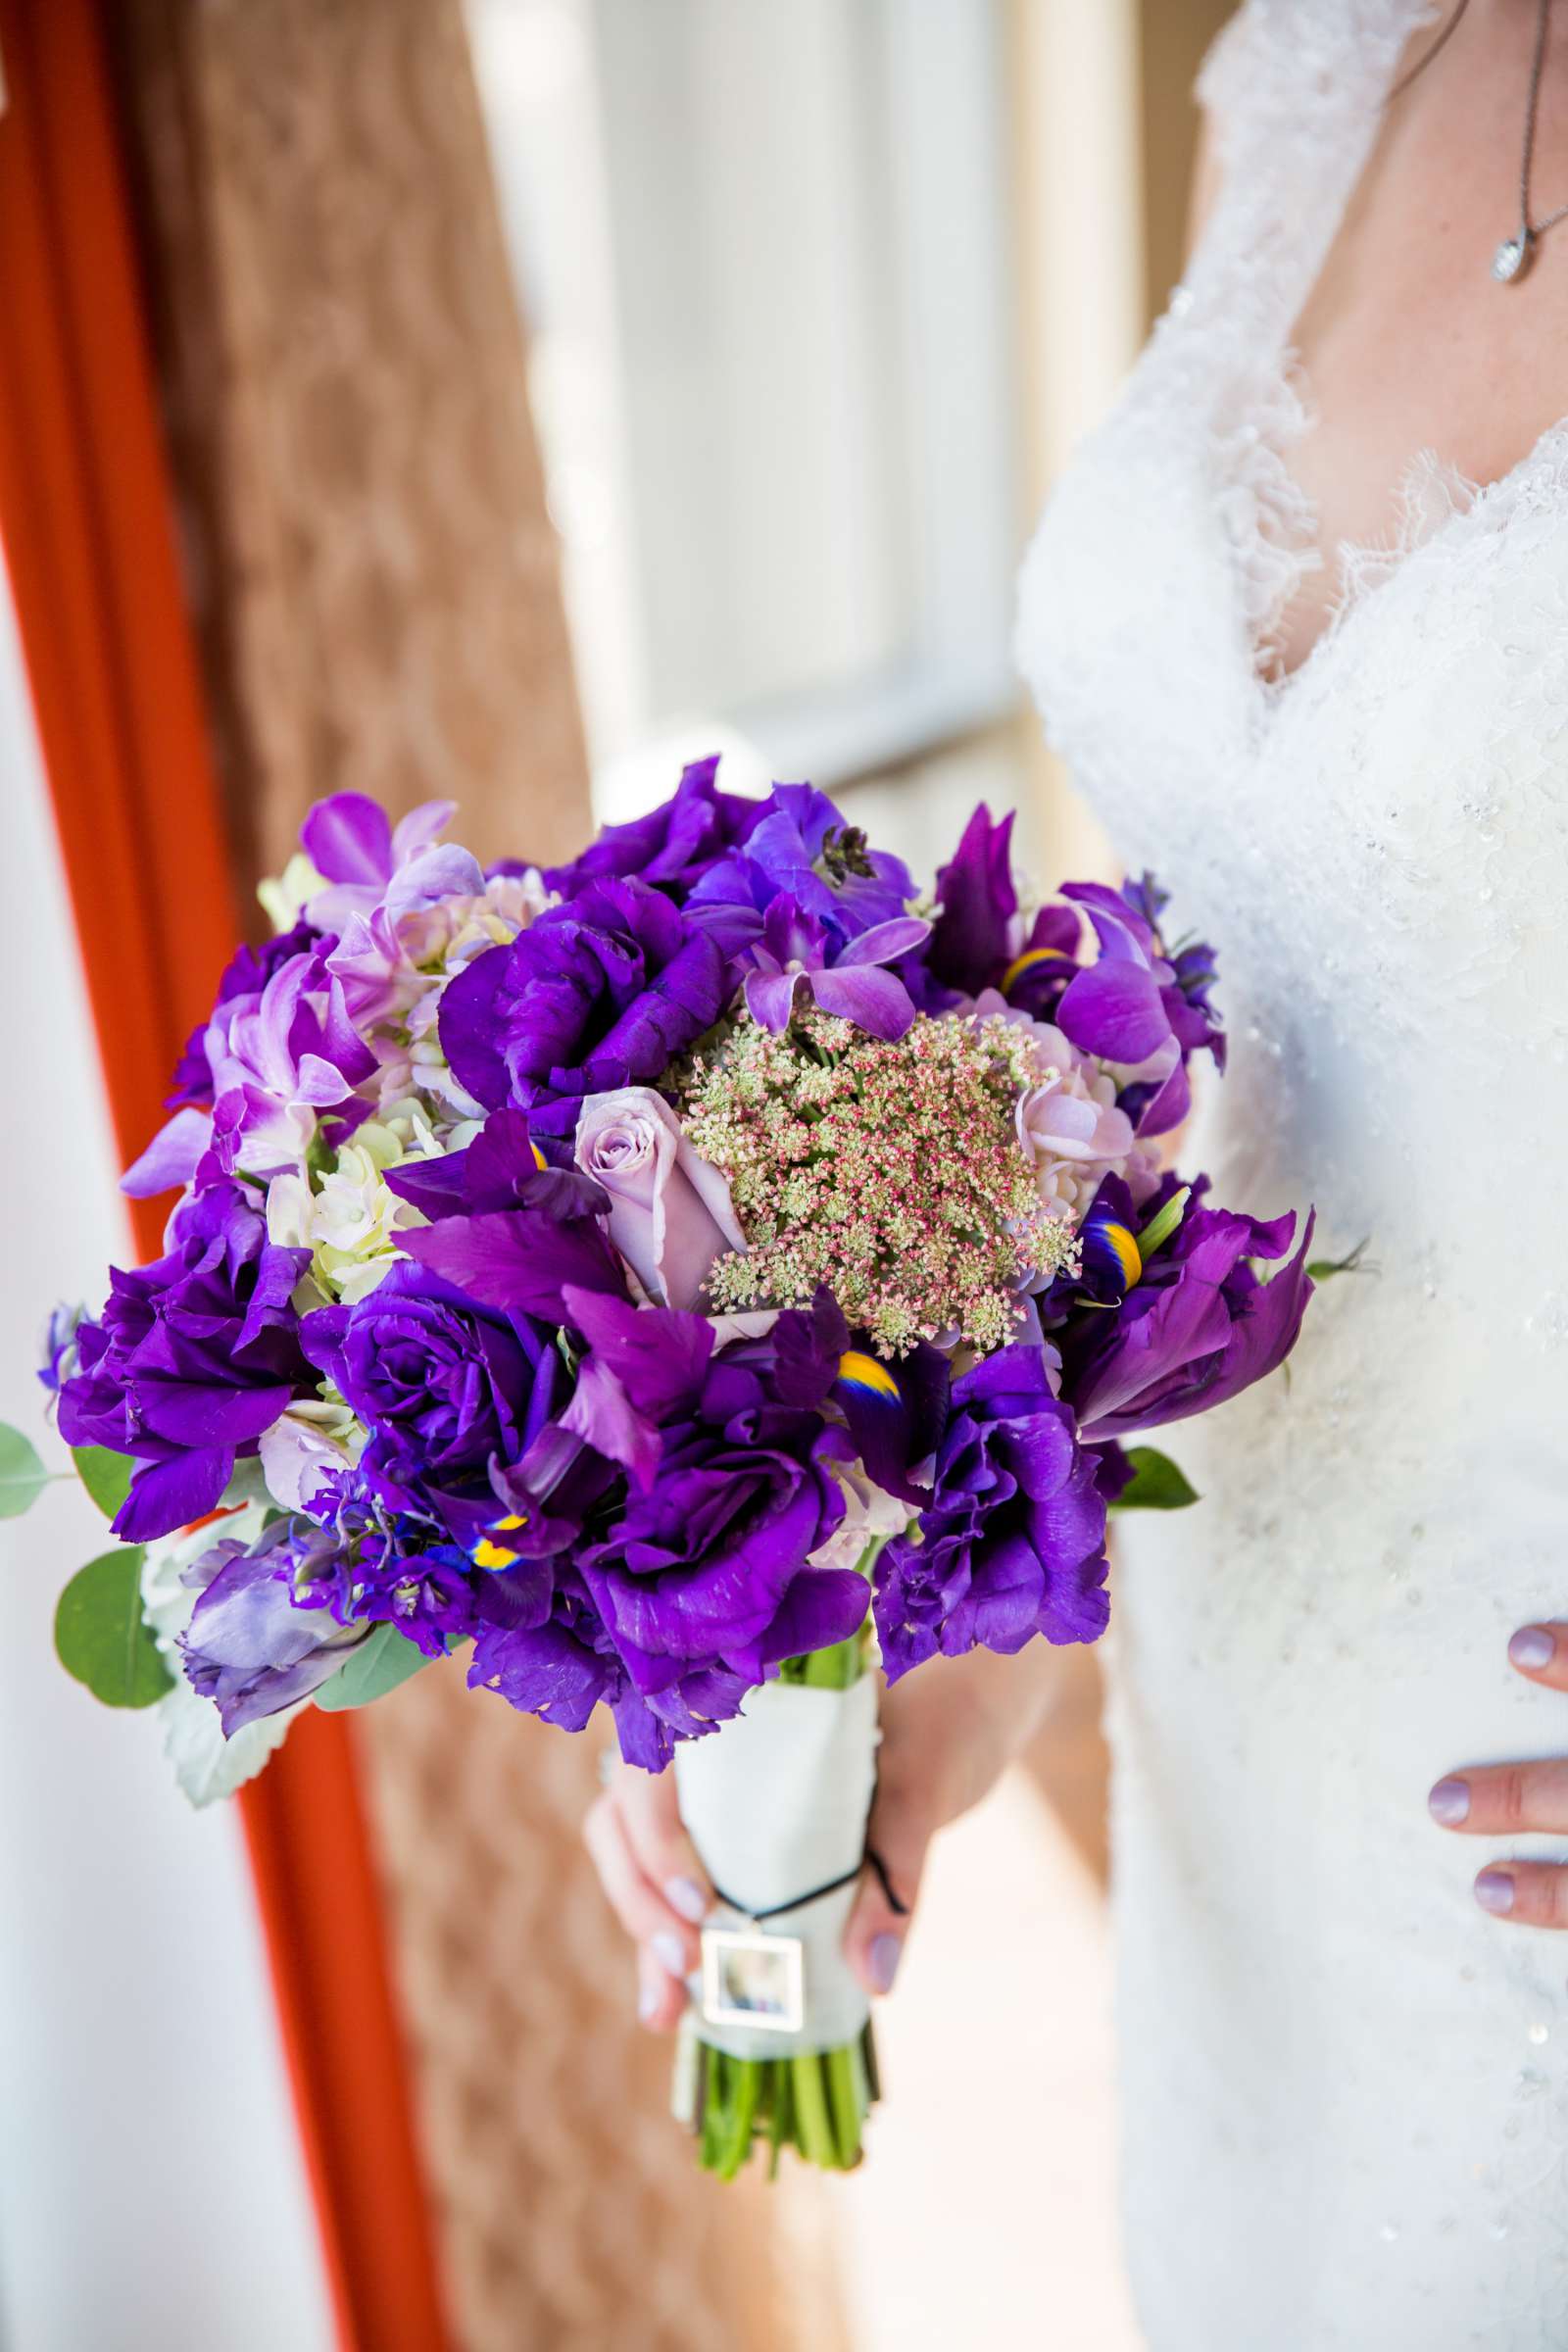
(0, 7, 451, 2347)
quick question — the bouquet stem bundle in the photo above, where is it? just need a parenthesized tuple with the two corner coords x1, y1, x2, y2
(675, 1620, 883, 2177)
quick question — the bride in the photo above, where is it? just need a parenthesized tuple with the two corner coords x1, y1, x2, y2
(587, 2, 1568, 2339)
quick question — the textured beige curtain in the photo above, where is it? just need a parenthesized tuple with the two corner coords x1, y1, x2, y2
(111, 0, 590, 895)
(109, 6, 843, 2345)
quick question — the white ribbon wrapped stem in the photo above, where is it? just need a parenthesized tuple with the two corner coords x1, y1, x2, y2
(673, 1674, 880, 2062)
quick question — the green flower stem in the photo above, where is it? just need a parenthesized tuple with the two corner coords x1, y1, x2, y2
(825, 2041, 863, 2169)
(790, 2050, 839, 2169)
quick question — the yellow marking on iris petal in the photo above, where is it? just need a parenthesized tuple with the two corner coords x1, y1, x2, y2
(492, 1513, 527, 1531)
(472, 1539, 519, 1570)
(1101, 1220, 1143, 1289)
(836, 1348, 900, 1400)
(1001, 945, 1060, 993)
(530, 1141, 548, 1171)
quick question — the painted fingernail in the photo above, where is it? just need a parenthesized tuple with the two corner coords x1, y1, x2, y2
(1475, 1868, 1516, 1916)
(638, 1977, 662, 2023)
(1509, 1626, 1556, 1671)
(868, 1933, 903, 1993)
(664, 1875, 709, 1924)
(1429, 1776, 1472, 1826)
(652, 1931, 689, 1980)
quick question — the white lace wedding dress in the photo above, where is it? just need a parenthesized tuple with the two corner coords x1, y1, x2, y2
(1017, 4, 1568, 2344)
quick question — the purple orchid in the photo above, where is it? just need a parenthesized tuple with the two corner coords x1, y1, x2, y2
(1064, 1199, 1315, 1443)
(743, 896, 931, 1041)
(872, 1345, 1110, 1682)
(122, 947, 377, 1199)
(299, 792, 484, 933)
(437, 875, 727, 1136)
(57, 1182, 312, 1543)
(178, 1520, 366, 1735)
(165, 918, 321, 1113)
(686, 782, 918, 959)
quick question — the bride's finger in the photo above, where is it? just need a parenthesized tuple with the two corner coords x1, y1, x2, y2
(1507, 1622, 1568, 1690)
(1472, 1861, 1568, 1930)
(1428, 1757, 1568, 1835)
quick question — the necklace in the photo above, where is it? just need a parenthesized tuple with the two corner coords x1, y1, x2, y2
(1493, 0, 1568, 282)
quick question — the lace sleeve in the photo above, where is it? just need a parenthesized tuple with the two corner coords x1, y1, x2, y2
(1194, 4, 1270, 171)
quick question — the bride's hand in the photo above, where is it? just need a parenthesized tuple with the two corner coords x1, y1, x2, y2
(1429, 1623, 1568, 1928)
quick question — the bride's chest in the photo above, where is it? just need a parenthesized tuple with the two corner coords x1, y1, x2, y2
(1015, 333, 1568, 1079)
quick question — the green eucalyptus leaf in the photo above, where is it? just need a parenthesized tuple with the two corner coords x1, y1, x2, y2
(54, 1546, 172, 1708)
(1110, 1446, 1200, 1513)
(314, 1621, 435, 1712)
(71, 1445, 135, 1522)
(0, 1424, 48, 1519)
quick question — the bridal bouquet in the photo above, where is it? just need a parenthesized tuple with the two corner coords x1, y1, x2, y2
(8, 765, 1314, 2178)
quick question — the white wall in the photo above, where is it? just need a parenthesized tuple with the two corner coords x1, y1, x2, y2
(0, 564, 333, 2352)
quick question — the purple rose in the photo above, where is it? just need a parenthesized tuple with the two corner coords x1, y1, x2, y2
(873, 1346, 1109, 1682)
(561, 1291, 869, 1734)
(1064, 1198, 1315, 1443)
(542, 756, 764, 900)
(299, 1261, 565, 1537)
(437, 875, 727, 1135)
(58, 1182, 312, 1543)
(178, 1520, 365, 1735)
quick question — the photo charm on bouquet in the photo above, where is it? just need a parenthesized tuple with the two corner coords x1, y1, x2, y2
(6, 762, 1319, 2179)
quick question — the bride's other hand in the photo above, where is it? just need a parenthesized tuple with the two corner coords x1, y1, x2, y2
(842, 1642, 1063, 1998)
(1429, 1625, 1568, 1929)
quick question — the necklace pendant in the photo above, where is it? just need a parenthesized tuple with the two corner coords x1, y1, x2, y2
(1493, 230, 1534, 283)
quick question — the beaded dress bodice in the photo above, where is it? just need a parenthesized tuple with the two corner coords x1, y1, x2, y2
(1016, 5, 1568, 2343)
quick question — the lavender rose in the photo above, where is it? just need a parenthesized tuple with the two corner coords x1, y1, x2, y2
(573, 1087, 745, 1308)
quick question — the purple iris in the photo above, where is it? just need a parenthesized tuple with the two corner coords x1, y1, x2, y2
(743, 895, 930, 1041)
(437, 875, 727, 1136)
(542, 756, 764, 900)
(36, 1301, 82, 1398)
(872, 1346, 1110, 1682)
(926, 803, 1018, 998)
(178, 1520, 364, 1735)
(58, 1182, 312, 1543)
(299, 1261, 565, 1540)
(1064, 1199, 1314, 1443)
